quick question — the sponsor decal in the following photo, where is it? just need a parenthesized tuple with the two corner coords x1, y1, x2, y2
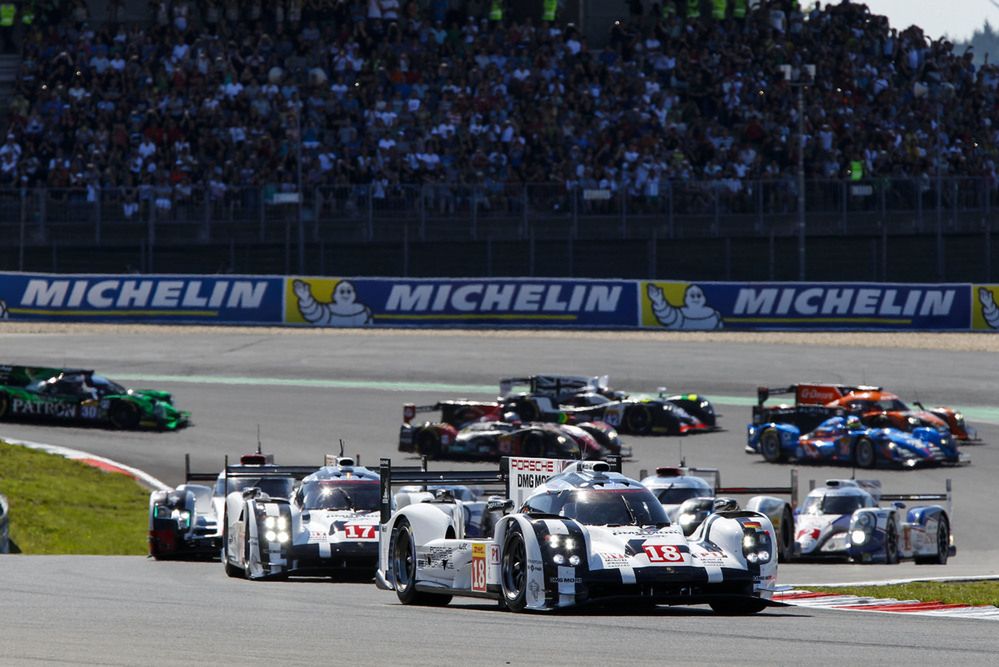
(508, 457, 575, 506)
(528, 580, 543, 604)
(489, 544, 500, 565)
(309, 531, 329, 543)
(600, 553, 630, 568)
(552, 566, 581, 585)
(641, 281, 970, 330)
(427, 546, 455, 570)
(343, 524, 377, 540)
(284, 277, 636, 328)
(471, 543, 487, 592)
(0, 273, 282, 323)
(642, 544, 685, 564)
(795, 384, 844, 404)
(12, 398, 77, 419)
(527, 560, 545, 574)
(972, 285, 999, 330)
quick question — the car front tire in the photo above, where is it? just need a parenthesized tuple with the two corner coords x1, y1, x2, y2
(501, 525, 529, 612)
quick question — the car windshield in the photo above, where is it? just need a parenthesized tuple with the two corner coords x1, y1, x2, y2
(654, 487, 711, 505)
(214, 476, 295, 499)
(299, 481, 380, 511)
(90, 374, 127, 396)
(802, 493, 867, 516)
(529, 488, 669, 526)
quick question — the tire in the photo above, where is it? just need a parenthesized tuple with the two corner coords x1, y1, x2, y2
(855, 437, 876, 469)
(416, 429, 441, 458)
(624, 405, 653, 435)
(109, 401, 140, 429)
(222, 512, 244, 578)
(759, 430, 785, 463)
(778, 507, 795, 563)
(224, 559, 243, 578)
(0, 391, 8, 419)
(389, 518, 451, 606)
(916, 517, 950, 565)
(501, 524, 529, 612)
(884, 519, 899, 564)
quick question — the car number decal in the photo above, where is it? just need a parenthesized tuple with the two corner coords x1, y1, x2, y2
(344, 524, 377, 540)
(471, 543, 487, 592)
(643, 544, 684, 563)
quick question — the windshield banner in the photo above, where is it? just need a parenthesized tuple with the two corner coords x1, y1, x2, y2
(284, 277, 636, 328)
(639, 281, 972, 331)
(0, 272, 283, 323)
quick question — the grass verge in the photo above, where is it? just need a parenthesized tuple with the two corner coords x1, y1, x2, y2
(807, 581, 999, 607)
(0, 441, 148, 555)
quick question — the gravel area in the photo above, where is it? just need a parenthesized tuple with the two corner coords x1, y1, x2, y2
(1, 323, 997, 352)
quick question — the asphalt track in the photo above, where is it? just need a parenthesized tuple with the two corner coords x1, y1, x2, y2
(1, 329, 998, 664)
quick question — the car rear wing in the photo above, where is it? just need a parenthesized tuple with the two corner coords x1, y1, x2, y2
(807, 478, 952, 515)
(402, 403, 444, 424)
(222, 458, 319, 496)
(643, 465, 799, 509)
(756, 383, 884, 409)
(379, 455, 622, 524)
(499, 375, 606, 398)
(716, 469, 799, 510)
(183, 451, 280, 483)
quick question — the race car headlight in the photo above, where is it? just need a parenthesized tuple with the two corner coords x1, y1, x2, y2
(562, 538, 576, 551)
(265, 516, 276, 530)
(857, 513, 873, 527)
(569, 555, 581, 566)
(679, 512, 697, 528)
(174, 510, 191, 528)
(276, 517, 288, 531)
(742, 535, 757, 550)
(907, 416, 920, 427)
(552, 554, 565, 565)
(277, 531, 289, 543)
(545, 534, 561, 548)
(265, 530, 277, 542)
(851, 529, 868, 545)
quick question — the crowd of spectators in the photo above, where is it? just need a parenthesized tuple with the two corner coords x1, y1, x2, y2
(2, 0, 999, 219)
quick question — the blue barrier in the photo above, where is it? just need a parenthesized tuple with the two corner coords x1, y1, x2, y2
(284, 277, 636, 328)
(0, 273, 284, 324)
(0, 272, 994, 331)
(640, 281, 972, 331)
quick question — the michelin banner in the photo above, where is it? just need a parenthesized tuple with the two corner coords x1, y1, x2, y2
(285, 277, 636, 328)
(973, 285, 999, 331)
(640, 281, 972, 330)
(0, 272, 283, 323)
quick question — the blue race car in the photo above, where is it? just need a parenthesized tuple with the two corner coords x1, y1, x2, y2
(747, 414, 965, 468)
(794, 479, 954, 564)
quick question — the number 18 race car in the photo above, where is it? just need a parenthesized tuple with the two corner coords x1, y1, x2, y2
(222, 456, 381, 579)
(0, 364, 189, 430)
(376, 456, 778, 614)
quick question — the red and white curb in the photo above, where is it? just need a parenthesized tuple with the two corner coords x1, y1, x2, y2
(775, 588, 999, 620)
(1, 435, 169, 491)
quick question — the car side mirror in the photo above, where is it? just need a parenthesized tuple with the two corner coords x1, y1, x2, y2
(487, 498, 515, 513)
(892, 501, 906, 510)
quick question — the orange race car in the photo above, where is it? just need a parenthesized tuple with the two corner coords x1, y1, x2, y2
(790, 383, 979, 442)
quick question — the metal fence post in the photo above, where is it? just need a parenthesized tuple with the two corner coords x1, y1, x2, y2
(522, 184, 529, 241)
(471, 186, 478, 241)
(18, 188, 26, 271)
(94, 189, 102, 245)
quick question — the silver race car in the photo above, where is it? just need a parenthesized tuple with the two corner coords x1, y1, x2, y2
(222, 457, 380, 579)
(376, 456, 779, 613)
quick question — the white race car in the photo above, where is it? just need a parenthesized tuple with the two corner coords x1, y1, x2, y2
(149, 451, 285, 560)
(0, 491, 9, 553)
(222, 457, 380, 579)
(640, 465, 798, 561)
(376, 456, 779, 613)
(795, 479, 954, 564)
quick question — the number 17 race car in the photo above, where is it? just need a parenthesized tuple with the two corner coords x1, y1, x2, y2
(376, 456, 778, 614)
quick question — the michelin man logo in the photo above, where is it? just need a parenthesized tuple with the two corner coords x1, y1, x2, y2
(293, 279, 373, 327)
(981, 288, 999, 329)
(0, 299, 7, 319)
(647, 283, 723, 330)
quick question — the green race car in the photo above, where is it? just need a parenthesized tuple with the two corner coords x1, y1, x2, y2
(0, 365, 190, 430)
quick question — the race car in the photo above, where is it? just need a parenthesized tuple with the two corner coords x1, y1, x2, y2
(399, 402, 626, 460)
(640, 465, 798, 561)
(222, 457, 380, 579)
(774, 383, 978, 442)
(0, 364, 189, 430)
(148, 451, 282, 560)
(0, 491, 9, 554)
(794, 479, 954, 564)
(748, 414, 964, 468)
(376, 455, 779, 614)
(499, 375, 717, 435)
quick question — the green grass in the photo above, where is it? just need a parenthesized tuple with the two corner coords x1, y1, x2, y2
(0, 441, 149, 555)
(807, 581, 999, 607)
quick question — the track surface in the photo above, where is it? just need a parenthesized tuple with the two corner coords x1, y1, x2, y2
(1, 329, 998, 664)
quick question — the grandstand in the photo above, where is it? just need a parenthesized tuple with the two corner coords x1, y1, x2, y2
(0, 0, 996, 281)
